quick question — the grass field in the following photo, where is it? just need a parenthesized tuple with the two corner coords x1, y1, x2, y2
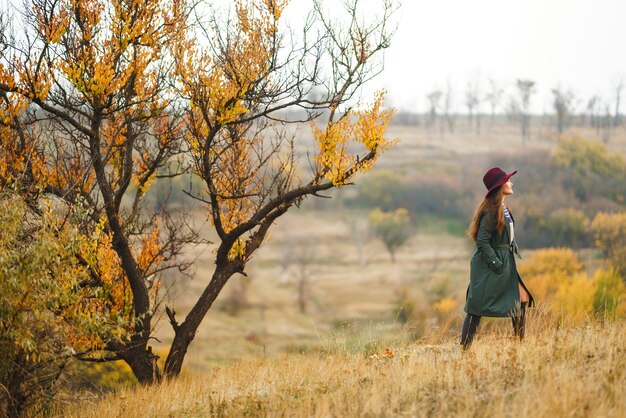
(60, 318, 626, 417)
(59, 121, 626, 415)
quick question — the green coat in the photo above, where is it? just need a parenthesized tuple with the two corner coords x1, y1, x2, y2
(464, 209, 533, 317)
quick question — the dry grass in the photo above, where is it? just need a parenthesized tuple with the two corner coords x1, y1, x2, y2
(59, 317, 626, 417)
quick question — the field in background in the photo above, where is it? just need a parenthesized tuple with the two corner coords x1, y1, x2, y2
(154, 208, 472, 370)
(145, 122, 626, 372)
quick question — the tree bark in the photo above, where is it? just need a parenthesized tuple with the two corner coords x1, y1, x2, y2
(163, 264, 238, 377)
(123, 347, 161, 384)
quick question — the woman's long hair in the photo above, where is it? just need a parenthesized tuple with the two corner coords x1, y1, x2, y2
(469, 186, 505, 242)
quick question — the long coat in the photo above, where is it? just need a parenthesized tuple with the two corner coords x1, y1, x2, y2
(464, 209, 534, 317)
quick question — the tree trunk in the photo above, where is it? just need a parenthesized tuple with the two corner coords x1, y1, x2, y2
(123, 346, 161, 384)
(163, 265, 236, 377)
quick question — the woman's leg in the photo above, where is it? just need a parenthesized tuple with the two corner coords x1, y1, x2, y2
(512, 301, 528, 340)
(514, 279, 529, 340)
(461, 313, 481, 348)
(518, 281, 529, 303)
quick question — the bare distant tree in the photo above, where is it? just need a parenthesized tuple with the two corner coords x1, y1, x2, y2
(426, 89, 443, 128)
(602, 102, 613, 143)
(348, 217, 369, 271)
(291, 237, 318, 314)
(464, 81, 480, 131)
(505, 97, 520, 124)
(443, 80, 455, 133)
(586, 95, 600, 131)
(485, 78, 504, 125)
(551, 87, 575, 133)
(611, 76, 624, 127)
(516, 79, 536, 142)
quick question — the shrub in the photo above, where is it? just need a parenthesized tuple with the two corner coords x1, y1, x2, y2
(553, 273, 595, 324)
(0, 194, 132, 415)
(518, 247, 584, 278)
(590, 212, 626, 276)
(541, 208, 591, 248)
(555, 135, 626, 203)
(0, 196, 89, 416)
(519, 248, 586, 310)
(393, 286, 429, 339)
(593, 269, 626, 319)
(355, 171, 408, 212)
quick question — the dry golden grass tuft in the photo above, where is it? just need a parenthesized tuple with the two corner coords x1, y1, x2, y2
(60, 317, 625, 417)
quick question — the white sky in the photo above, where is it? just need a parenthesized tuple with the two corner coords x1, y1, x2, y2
(284, 0, 626, 113)
(3, 0, 624, 113)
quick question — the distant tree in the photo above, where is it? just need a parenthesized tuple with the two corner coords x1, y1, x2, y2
(505, 96, 521, 125)
(611, 76, 624, 127)
(516, 79, 536, 142)
(464, 80, 480, 132)
(485, 78, 504, 125)
(426, 89, 442, 128)
(347, 217, 369, 271)
(292, 237, 318, 314)
(552, 87, 576, 133)
(369, 208, 411, 263)
(443, 80, 455, 133)
(602, 102, 613, 143)
(586, 95, 600, 131)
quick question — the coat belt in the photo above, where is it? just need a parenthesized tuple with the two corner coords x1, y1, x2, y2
(494, 243, 523, 260)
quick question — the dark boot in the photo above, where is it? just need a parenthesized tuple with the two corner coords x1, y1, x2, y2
(512, 302, 528, 340)
(461, 313, 481, 349)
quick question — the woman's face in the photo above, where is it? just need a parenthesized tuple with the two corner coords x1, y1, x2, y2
(503, 180, 514, 195)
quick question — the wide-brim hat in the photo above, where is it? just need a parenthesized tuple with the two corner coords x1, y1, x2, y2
(483, 167, 517, 197)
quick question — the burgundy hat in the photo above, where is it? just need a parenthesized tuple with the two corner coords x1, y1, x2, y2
(483, 167, 517, 197)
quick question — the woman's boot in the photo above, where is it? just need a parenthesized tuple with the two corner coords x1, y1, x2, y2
(461, 313, 481, 349)
(512, 302, 527, 340)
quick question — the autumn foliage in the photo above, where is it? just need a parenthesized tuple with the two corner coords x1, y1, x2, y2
(0, 194, 130, 416)
(0, 0, 397, 384)
(519, 248, 626, 323)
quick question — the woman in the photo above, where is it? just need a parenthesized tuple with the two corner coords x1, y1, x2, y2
(460, 167, 534, 348)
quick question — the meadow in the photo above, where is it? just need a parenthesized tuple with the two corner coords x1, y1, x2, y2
(56, 120, 626, 417)
(61, 317, 626, 417)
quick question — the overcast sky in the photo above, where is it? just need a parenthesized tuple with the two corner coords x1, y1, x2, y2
(3, 0, 624, 113)
(285, 0, 626, 113)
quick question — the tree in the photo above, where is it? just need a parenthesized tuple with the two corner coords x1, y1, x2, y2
(464, 79, 480, 134)
(1, 0, 398, 383)
(291, 236, 318, 314)
(426, 89, 442, 129)
(611, 76, 623, 127)
(586, 95, 600, 131)
(1, 0, 184, 383)
(369, 208, 411, 263)
(551, 87, 575, 133)
(516, 79, 536, 142)
(443, 80, 455, 133)
(485, 78, 503, 125)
